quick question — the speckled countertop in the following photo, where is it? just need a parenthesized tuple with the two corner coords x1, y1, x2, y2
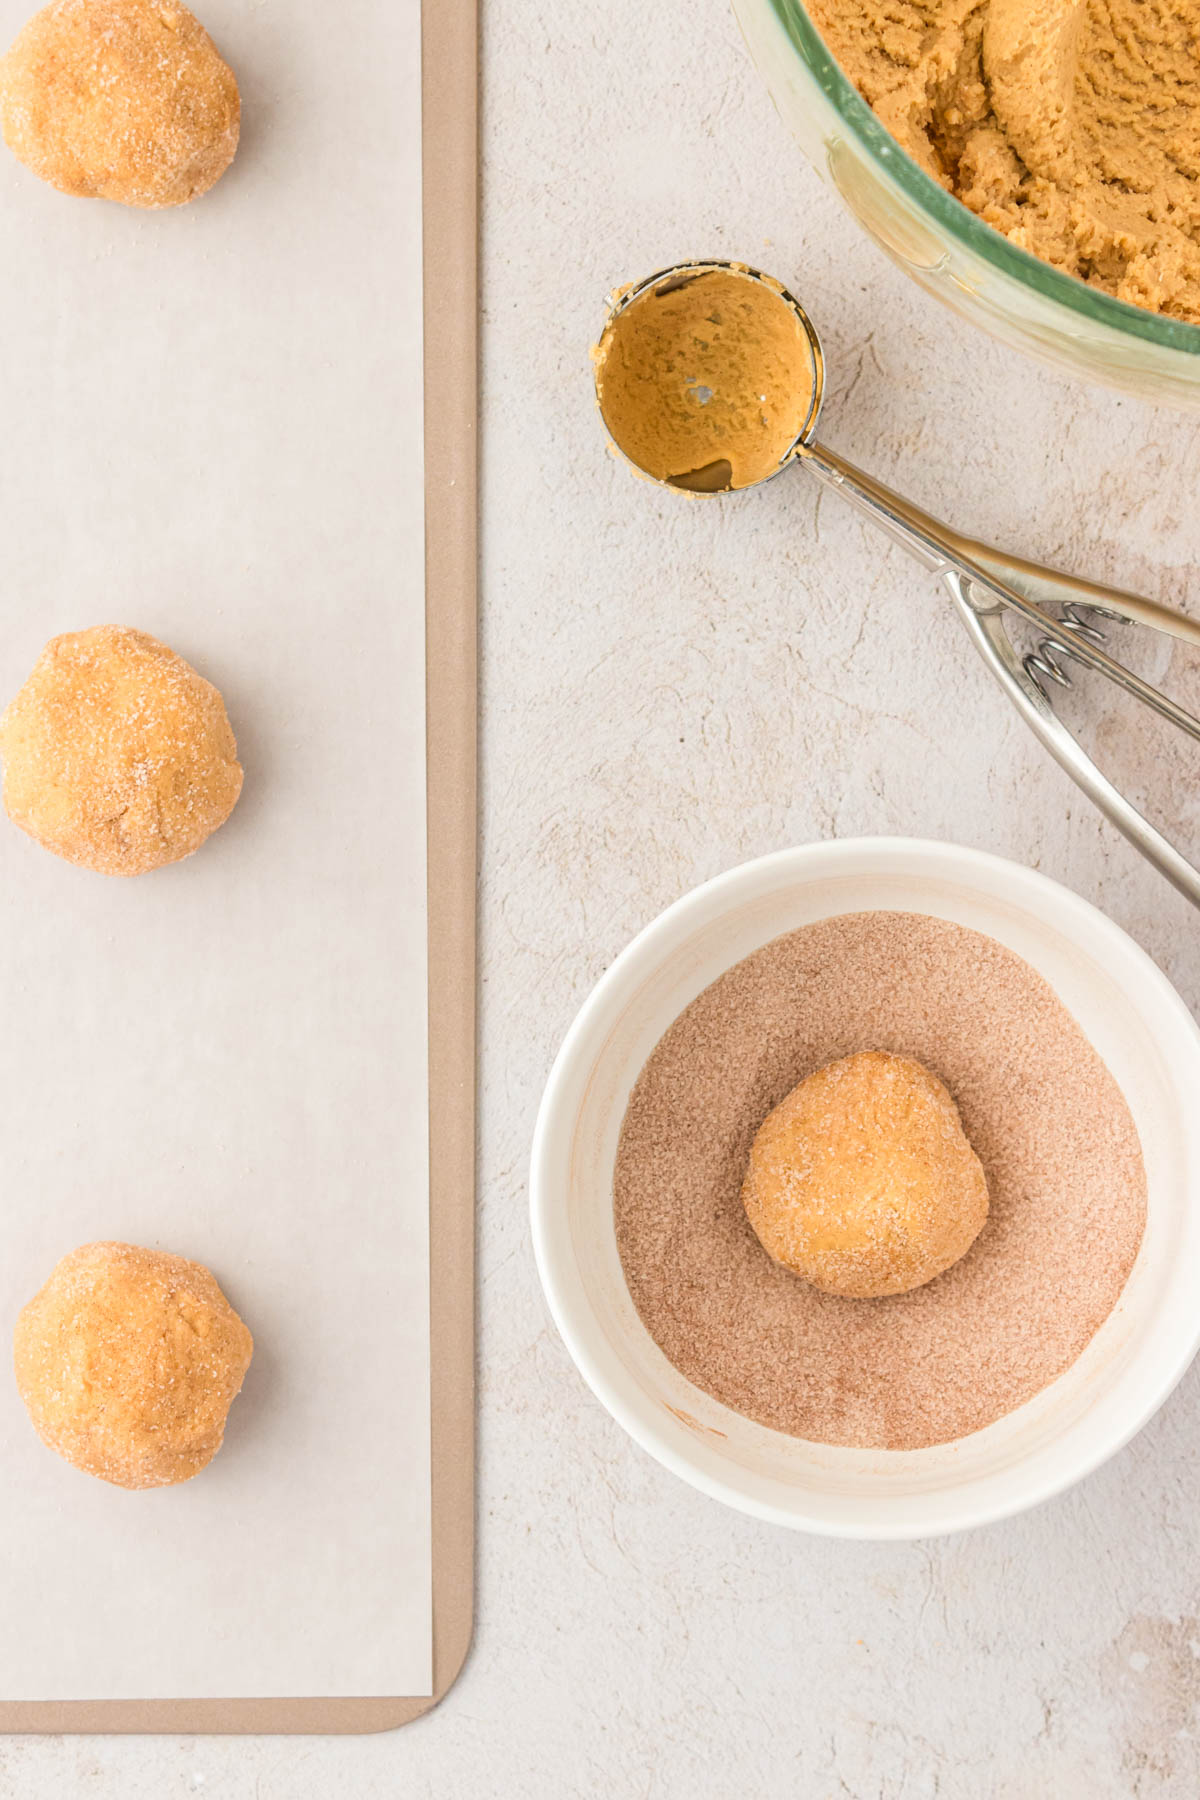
(9, 0, 1200, 1794)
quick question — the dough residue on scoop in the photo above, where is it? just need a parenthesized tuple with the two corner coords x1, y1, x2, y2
(806, 0, 1200, 321)
(594, 266, 817, 490)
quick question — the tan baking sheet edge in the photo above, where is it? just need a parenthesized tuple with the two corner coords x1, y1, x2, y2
(0, 0, 478, 1737)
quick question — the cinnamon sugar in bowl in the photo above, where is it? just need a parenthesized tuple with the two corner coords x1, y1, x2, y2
(531, 840, 1200, 1539)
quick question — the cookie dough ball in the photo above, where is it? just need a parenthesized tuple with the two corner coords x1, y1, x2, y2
(0, 624, 243, 875)
(742, 1051, 989, 1299)
(0, 0, 239, 208)
(14, 1241, 253, 1489)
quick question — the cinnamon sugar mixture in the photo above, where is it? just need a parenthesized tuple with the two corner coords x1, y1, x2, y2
(614, 911, 1147, 1450)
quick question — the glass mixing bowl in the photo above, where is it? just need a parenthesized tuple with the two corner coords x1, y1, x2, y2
(733, 0, 1200, 406)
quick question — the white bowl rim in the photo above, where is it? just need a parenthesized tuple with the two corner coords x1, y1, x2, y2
(530, 836, 1200, 1538)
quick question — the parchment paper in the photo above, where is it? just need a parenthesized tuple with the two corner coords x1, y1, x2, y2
(0, 0, 431, 1700)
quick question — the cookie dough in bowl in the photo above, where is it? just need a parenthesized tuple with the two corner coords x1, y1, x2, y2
(14, 1241, 253, 1489)
(0, 0, 240, 208)
(805, 0, 1200, 321)
(0, 624, 243, 876)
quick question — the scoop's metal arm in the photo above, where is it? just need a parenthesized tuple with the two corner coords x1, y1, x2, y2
(948, 577, 1200, 912)
(798, 440, 1200, 745)
(960, 541, 1200, 650)
(795, 438, 1200, 910)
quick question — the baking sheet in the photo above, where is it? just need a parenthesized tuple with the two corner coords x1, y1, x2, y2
(0, 0, 432, 1702)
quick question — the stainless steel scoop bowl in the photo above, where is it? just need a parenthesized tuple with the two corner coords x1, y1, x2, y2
(596, 260, 1200, 910)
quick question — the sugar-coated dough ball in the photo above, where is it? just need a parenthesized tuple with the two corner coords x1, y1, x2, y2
(14, 1241, 253, 1488)
(742, 1050, 989, 1298)
(0, 0, 239, 208)
(0, 624, 243, 875)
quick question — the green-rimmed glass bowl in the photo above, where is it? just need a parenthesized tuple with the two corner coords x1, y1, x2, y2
(733, 0, 1200, 405)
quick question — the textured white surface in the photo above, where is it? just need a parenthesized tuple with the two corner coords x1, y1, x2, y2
(9, 0, 1200, 1791)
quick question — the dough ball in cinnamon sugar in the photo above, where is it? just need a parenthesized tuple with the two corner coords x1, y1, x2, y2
(0, 624, 243, 876)
(0, 0, 239, 209)
(742, 1050, 989, 1299)
(14, 1241, 253, 1489)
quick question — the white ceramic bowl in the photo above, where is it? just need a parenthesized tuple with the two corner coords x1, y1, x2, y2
(531, 838, 1200, 1539)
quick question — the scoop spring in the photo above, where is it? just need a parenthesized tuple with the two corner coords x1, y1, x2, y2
(1024, 605, 1121, 698)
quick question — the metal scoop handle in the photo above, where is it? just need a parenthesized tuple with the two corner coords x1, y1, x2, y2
(949, 583, 1200, 910)
(798, 439, 1200, 909)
